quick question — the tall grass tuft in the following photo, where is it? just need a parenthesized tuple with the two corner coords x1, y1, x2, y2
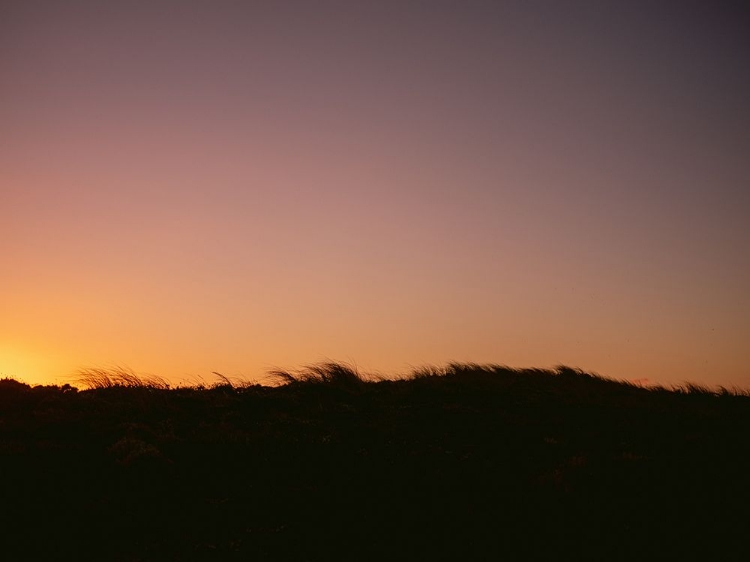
(268, 361, 367, 387)
(75, 366, 170, 390)
(410, 365, 451, 379)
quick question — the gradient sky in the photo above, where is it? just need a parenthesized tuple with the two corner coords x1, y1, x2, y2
(2, 1, 749, 388)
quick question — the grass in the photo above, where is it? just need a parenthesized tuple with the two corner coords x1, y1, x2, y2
(267, 361, 370, 386)
(1, 362, 748, 560)
(75, 365, 171, 389)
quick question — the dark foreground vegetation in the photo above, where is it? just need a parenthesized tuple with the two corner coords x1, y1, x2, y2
(1, 363, 749, 561)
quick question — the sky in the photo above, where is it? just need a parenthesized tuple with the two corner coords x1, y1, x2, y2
(1, 0, 749, 388)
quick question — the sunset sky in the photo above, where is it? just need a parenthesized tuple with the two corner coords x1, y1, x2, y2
(2, 1, 748, 388)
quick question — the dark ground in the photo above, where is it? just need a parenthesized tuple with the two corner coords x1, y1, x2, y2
(1, 363, 748, 561)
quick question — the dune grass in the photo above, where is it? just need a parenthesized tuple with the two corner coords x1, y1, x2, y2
(74, 365, 171, 389)
(267, 361, 371, 386)
(61, 361, 748, 395)
(1, 362, 748, 560)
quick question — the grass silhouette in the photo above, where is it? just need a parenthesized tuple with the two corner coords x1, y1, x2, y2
(1, 363, 748, 560)
(268, 361, 371, 386)
(75, 365, 171, 389)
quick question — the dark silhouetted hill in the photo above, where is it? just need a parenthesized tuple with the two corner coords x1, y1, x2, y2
(1, 363, 748, 560)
